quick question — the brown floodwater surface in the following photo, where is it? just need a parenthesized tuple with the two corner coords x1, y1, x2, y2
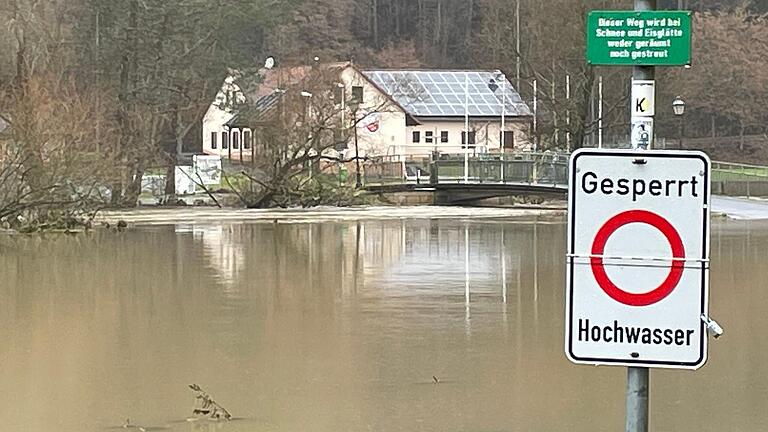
(0, 216, 766, 432)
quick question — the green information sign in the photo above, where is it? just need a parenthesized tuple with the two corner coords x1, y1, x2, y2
(586, 11, 692, 66)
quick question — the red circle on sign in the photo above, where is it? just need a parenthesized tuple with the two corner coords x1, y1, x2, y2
(590, 210, 685, 307)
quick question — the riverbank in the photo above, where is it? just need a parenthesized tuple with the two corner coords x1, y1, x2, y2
(18, 194, 765, 230)
(712, 196, 768, 220)
(97, 205, 567, 226)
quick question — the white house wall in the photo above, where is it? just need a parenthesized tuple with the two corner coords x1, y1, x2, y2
(404, 120, 531, 156)
(340, 67, 407, 158)
(202, 105, 235, 156)
(202, 75, 245, 157)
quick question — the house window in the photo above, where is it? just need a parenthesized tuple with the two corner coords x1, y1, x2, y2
(412, 131, 420, 143)
(221, 131, 229, 149)
(211, 132, 218, 149)
(461, 131, 476, 147)
(425, 131, 434, 144)
(233, 130, 240, 150)
(440, 131, 449, 143)
(352, 86, 364, 104)
(243, 130, 252, 149)
(333, 129, 347, 150)
(501, 130, 514, 149)
(333, 85, 344, 104)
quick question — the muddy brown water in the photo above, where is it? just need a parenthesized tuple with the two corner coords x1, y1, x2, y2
(0, 215, 765, 432)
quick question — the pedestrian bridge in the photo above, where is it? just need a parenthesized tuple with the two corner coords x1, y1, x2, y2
(362, 153, 768, 205)
(363, 152, 569, 204)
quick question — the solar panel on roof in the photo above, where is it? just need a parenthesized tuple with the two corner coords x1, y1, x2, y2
(364, 70, 533, 118)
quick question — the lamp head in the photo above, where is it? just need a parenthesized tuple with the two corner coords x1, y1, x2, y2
(672, 96, 685, 116)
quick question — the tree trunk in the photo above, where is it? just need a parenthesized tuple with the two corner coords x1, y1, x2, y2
(164, 106, 185, 198)
(574, 67, 595, 150)
(466, 0, 474, 63)
(12, 0, 26, 89)
(122, 163, 145, 207)
(418, 0, 425, 53)
(372, 0, 379, 48)
(114, 0, 140, 206)
(739, 120, 745, 152)
(394, 0, 400, 37)
(164, 164, 176, 198)
(435, 0, 441, 44)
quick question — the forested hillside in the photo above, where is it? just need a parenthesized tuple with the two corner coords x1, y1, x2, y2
(1, 0, 767, 206)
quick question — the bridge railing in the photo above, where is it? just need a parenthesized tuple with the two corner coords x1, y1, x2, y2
(363, 151, 768, 198)
(363, 152, 570, 187)
(711, 161, 768, 182)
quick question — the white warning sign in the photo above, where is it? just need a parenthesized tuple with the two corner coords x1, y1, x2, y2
(565, 149, 712, 370)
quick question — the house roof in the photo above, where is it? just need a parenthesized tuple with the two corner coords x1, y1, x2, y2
(222, 66, 532, 128)
(225, 91, 282, 127)
(243, 62, 351, 103)
(362, 70, 532, 119)
(226, 62, 352, 127)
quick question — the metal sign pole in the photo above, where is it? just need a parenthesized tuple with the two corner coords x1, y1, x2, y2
(626, 367, 649, 432)
(628, 1, 655, 431)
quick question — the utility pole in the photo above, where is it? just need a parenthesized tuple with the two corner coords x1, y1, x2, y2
(532, 79, 538, 152)
(354, 109, 362, 188)
(598, 75, 603, 149)
(552, 60, 558, 148)
(515, 0, 521, 90)
(566, 74, 571, 151)
(95, 9, 101, 153)
(464, 72, 469, 183)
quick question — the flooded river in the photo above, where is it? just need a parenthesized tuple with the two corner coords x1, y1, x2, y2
(0, 212, 766, 432)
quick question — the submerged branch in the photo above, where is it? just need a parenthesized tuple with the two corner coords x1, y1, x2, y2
(188, 384, 232, 421)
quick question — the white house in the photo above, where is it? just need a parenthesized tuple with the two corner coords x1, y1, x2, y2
(201, 63, 533, 161)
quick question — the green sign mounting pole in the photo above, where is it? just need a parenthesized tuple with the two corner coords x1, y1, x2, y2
(585, 6, 691, 150)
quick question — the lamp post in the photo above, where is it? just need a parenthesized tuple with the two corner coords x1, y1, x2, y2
(672, 96, 685, 150)
(300, 90, 313, 120)
(464, 72, 469, 184)
(301, 91, 313, 176)
(349, 99, 362, 188)
(489, 74, 506, 183)
(336, 82, 346, 113)
(334, 82, 346, 151)
(488, 73, 506, 150)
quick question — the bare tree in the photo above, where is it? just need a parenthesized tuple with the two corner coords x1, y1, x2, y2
(0, 74, 116, 231)
(223, 65, 413, 208)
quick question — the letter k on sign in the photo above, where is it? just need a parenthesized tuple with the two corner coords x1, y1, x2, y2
(636, 98, 648, 114)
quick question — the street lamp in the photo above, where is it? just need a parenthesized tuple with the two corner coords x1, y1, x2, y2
(672, 96, 685, 150)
